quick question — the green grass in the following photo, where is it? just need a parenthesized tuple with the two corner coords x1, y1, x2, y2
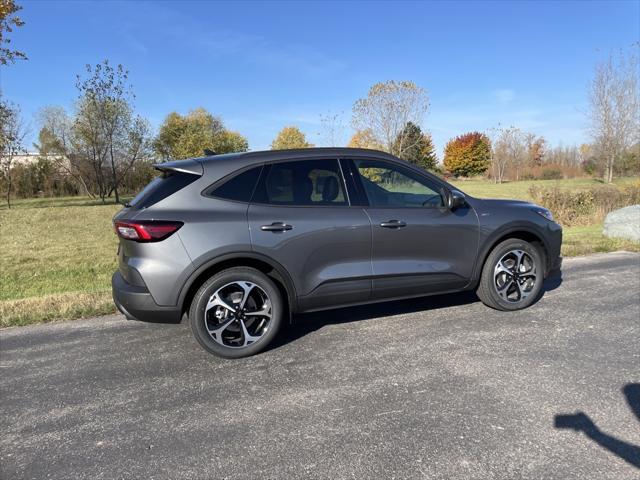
(562, 224, 640, 257)
(0, 199, 120, 327)
(1, 177, 638, 328)
(449, 176, 639, 201)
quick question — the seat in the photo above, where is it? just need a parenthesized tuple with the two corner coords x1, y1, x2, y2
(321, 176, 340, 203)
(293, 177, 313, 204)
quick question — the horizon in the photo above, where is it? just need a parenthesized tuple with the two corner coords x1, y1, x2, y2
(2, 0, 639, 157)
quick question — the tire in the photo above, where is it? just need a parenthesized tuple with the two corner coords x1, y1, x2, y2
(476, 238, 544, 311)
(189, 267, 283, 359)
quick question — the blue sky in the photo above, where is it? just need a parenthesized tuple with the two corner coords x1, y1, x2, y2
(2, 0, 639, 156)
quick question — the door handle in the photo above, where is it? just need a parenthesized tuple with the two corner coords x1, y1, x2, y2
(379, 220, 407, 229)
(261, 222, 293, 232)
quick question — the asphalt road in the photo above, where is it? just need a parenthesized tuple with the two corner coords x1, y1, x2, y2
(1, 252, 639, 480)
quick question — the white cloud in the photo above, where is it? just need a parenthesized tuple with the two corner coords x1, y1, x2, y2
(493, 89, 516, 103)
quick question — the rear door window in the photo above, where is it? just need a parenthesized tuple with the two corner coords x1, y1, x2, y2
(129, 170, 199, 209)
(253, 159, 348, 206)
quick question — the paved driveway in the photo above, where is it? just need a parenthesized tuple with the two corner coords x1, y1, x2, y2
(1, 252, 639, 479)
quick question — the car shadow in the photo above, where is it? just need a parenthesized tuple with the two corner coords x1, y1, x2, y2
(268, 272, 563, 352)
(554, 383, 640, 469)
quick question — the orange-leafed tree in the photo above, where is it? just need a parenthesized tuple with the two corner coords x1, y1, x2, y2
(443, 132, 491, 177)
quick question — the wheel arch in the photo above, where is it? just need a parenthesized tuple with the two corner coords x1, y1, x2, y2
(471, 224, 550, 287)
(179, 252, 298, 320)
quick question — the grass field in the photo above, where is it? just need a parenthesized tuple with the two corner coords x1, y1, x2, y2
(449, 176, 639, 200)
(1, 177, 638, 327)
(1, 200, 121, 327)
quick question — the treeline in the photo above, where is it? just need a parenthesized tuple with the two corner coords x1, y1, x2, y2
(1, 46, 638, 206)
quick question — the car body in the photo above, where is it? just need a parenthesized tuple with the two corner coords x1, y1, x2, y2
(112, 148, 562, 357)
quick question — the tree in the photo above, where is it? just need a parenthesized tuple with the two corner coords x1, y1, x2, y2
(588, 47, 640, 183)
(271, 126, 313, 150)
(525, 133, 546, 167)
(347, 129, 384, 150)
(0, 99, 26, 207)
(37, 106, 93, 197)
(490, 127, 526, 183)
(73, 61, 152, 203)
(0, 0, 26, 65)
(37, 61, 153, 203)
(153, 108, 248, 160)
(352, 80, 429, 153)
(392, 122, 437, 170)
(443, 132, 491, 178)
(318, 111, 345, 147)
(213, 130, 249, 154)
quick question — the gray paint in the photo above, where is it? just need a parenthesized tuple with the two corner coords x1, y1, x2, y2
(113, 148, 562, 321)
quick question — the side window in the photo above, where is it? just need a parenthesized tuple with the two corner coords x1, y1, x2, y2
(354, 160, 443, 208)
(254, 159, 348, 206)
(207, 165, 263, 202)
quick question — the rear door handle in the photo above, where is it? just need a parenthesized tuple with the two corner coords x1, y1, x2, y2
(261, 222, 293, 232)
(380, 220, 407, 229)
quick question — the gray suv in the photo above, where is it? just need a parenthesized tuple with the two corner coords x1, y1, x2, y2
(112, 148, 562, 358)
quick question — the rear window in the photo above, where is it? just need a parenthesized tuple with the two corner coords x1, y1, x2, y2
(207, 165, 263, 202)
(129, 171, 199, 209)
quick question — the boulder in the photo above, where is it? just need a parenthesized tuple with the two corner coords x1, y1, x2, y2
(603, 205, 640, 242)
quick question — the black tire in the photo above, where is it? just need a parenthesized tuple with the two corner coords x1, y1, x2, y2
(476, 238, 544, 311)
(189, 267, 283, 359)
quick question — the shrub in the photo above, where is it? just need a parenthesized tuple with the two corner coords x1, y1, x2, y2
(529, 184, 640, 226)
(539, 168, 563, 180)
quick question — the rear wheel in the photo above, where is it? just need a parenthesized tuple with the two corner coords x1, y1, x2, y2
(476, 239, 544, 311)
(189, 267, 283, 358)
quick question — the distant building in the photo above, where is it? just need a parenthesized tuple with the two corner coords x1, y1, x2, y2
(9, 153, 41, 166)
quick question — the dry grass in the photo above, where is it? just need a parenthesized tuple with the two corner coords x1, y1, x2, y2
(1, 177, 639, 327)
(0, 292, 115, 328)
(529, 183, 640, 226)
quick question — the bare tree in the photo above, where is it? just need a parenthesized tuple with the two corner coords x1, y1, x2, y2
(36, 106, 93, 196)
(588, 47, 640, 183)
(352, 81, 429, 154)
(0, 99, 26, 208)
(490, 126, 526, 184)
(317, 111, 346, 147)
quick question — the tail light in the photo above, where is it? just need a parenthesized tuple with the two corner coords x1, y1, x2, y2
(114, 220, 183, 242)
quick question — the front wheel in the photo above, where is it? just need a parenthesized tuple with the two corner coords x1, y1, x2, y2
(189, 267, 283, 358)
(476, 239, 544, 311)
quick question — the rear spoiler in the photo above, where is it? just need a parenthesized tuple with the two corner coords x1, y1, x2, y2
(153, 159, 203, 176)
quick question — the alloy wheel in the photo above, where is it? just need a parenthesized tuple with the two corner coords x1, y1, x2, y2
(204, 281, 272, 348)
(493, 249, 538, 303)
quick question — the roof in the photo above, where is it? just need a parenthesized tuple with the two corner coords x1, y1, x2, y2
(154, 147, 404, 177)
(199, 147, 398, 165)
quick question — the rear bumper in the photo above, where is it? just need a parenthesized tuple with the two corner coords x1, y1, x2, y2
(112, 271, 181, 323)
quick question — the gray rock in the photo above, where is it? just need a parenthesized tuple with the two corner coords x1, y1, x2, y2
(603, 204, 640, 242)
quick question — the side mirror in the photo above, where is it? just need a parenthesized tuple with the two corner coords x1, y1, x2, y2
(445, 189, 466, 210)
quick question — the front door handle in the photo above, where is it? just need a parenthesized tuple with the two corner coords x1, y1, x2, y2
(379, 220, 407, 229)
(261, 222, 293, 232)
